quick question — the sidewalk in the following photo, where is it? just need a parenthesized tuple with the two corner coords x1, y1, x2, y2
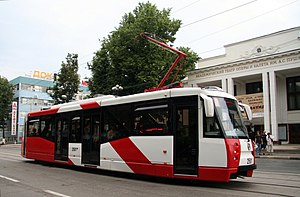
(257, 144, 300, 160)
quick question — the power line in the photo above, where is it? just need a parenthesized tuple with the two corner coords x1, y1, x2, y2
(71, 0, 300, 79)
(181, 0, 258, 28)
(198, 47, 224, 55)
(69, 1, 270, 64)
(199, 37, 298, 56)
(172, 0, 202, 14)
(187, 0, 300, 44)
(76, 1, 201, 69)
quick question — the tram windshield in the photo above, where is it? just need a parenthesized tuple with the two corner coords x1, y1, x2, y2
(213, 97, 248, 138)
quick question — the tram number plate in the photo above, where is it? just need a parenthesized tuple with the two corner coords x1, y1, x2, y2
(247, 158, 252, 164)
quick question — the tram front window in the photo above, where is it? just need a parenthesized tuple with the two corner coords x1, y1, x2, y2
(213, 97, 248, 139)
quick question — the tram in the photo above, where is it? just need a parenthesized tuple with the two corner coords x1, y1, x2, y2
(22, 87, 256, 182)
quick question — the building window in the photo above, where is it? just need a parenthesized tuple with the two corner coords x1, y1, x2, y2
(234, 85, 237, 96)
(19, 112, 27, 118)
(21, 84, 32, 91)
(287, 76, 300, 110)
(14, 84, 19, 91)
(33, 85, 47, 92)
(246, 81, 263, 94)
(21, 97, 29, 104)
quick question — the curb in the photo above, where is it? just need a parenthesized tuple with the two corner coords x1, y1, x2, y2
(256, 155, 300, 160)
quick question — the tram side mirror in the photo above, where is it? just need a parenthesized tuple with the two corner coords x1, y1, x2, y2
(201, 94, 214, 117)
(239, 103, 253, 121)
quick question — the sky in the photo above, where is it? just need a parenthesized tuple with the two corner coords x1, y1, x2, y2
(0, 0, 300, 81)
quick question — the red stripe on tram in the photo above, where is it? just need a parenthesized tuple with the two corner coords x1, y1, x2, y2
(80, 101, 100, 109)
(28, 108, 59, 117)
(110, 138, 152, 174)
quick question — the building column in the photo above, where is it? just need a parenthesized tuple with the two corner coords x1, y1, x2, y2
(221, 78, 227, 92)
(227, 78, 234, 96)
(269, 71, 278, 141)
(262, 72, 271, 132)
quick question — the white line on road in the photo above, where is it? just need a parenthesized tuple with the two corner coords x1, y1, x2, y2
(0, 157, 22, 162)
(0, 174, 20, 183)
(0, 152, 22, 157)
(44, 190, 71, 197)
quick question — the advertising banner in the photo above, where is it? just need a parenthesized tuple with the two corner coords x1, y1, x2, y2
(11, 102, 17, 135)
(236, 93, 264, 118)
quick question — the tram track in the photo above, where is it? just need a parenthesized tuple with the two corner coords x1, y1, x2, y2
(228, 188, 296, 197)
(210, 180, 300, 197)
(252, 176, 300, 186)
(256, 170, 300, 177)
(229, 177, 300, 196)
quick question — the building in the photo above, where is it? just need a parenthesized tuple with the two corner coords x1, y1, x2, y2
(187, 27, 300, 144)
(6, 75, 89, 143)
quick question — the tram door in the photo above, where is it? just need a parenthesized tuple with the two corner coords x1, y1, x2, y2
(174, 98, 198, 176)
(82, 114, 100, 165)
(54, 116, 69, 161)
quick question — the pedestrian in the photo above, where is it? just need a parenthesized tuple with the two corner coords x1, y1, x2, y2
(255, 130, 262, 155)
(261, 130, 267, 151)
(266, 132, 274, 154)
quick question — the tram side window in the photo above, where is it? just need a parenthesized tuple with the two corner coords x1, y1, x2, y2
(203, 116, 222, 138)
(83, 117, 91, 142)
(133, 104, 170, 136)
(70, 116, 81, 143)
(102, 105, 131, 142)
(28, 119, 40, 137)
(92, 115, 100, 144)
(62, 118, 69, 142)
(40, 117, 54, 141)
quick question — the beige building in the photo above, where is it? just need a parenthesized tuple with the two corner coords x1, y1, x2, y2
(187, 27, 300, 144)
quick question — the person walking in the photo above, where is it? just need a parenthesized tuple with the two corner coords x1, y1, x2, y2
(266, 132, 274, 154)
(261, 130, 267, 151)
(255, 130, 262, 155)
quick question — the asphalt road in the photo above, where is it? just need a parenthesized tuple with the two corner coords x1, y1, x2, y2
(256, 158, 300, 174)
(1, 144, 300, 197)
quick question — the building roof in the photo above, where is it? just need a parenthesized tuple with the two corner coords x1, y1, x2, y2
(10, 76, 54, 87)
(194, 26, 300, 70)
(9, 76, 90, 92)
(225, 26, 300, 48)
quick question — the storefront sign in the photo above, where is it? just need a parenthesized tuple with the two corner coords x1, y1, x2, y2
(236, 93, 264, 118)
(11, 102, 17, 135)
(194, 53, 300, 79)
(32, 70, 53, 80)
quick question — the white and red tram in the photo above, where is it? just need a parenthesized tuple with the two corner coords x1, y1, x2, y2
(22, 87, 256, 182)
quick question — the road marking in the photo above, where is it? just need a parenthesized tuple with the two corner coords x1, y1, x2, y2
(0, 152, 21, 157)
(0, 155, 28, 162)
(0, 175, 20, 183)
(0, 157, 22, 162)
(44, 190, 71, 197)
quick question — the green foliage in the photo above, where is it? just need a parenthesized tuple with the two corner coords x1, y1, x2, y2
(89, 2, 199, 96)
(0, 76, 14, 123)
(50, 53, 80, 104)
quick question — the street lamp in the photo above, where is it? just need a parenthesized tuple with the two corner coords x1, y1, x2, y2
(112, 84, 123, 96)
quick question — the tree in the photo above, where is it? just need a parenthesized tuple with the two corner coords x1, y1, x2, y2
(0, 76, 14, 138)
(50, 53, 80, 104)
(89, 2, 199, 96)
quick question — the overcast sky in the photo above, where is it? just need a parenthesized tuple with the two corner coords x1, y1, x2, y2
(1, 0, 299, 81)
